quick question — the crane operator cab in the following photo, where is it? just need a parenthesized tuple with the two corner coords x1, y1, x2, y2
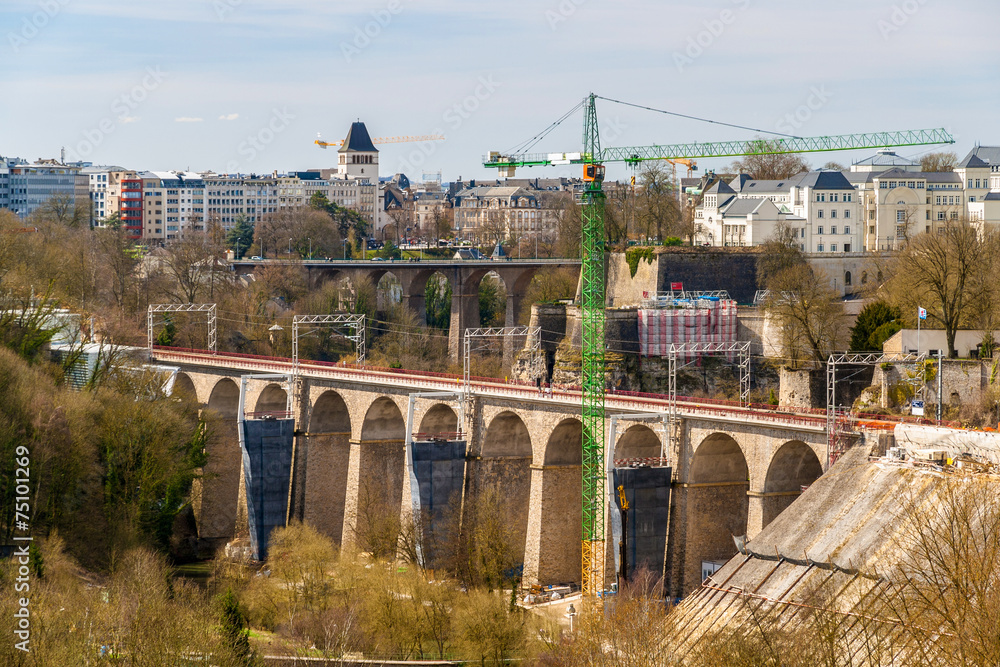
(583, 163, 605, 183)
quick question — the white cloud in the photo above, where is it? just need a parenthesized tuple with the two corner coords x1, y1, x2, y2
(175, 117, 203, 123)
(219, 113, 239, 121)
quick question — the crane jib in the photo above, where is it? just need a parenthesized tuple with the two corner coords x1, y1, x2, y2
(482, 128, 955, 168)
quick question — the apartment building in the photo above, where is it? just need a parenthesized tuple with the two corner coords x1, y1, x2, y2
(3, 158, 87, 219)
(141, 171, 206, 241)
(452, 185, 546, 244)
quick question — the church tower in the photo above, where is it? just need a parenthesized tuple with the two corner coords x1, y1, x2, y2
(337, 121, 379, 180)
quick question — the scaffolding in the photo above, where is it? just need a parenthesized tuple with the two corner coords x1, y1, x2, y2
(826, 351, 926, 468)
(292, 314, 366, 373)
(148, 303, 217, 351)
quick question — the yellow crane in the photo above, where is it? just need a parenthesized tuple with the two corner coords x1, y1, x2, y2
(314, 134, 445, 149)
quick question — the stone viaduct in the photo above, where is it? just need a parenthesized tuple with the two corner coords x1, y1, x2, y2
(231, 258, 581, 359)
(161, 349, 827, 596)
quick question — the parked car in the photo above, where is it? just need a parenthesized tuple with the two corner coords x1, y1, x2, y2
(250, 255, 262, 260)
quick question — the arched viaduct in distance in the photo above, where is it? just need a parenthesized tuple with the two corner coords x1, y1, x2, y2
(174, 361, 827, 596)
(231, 259, 580, 359)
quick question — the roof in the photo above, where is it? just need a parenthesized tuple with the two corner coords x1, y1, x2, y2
(338, 122, 378, 153)
(873, 167, 924, 181)
(728, 174, 753, 192)
(720, 197, 773, 217)
(959, 146, 1000, 168)
(923, 171, 962, 184)
(984, 192, 1000, 201)
(795, 170, 855, 190)
(852, 148, 920, 167)
(704, 180, 736, 196)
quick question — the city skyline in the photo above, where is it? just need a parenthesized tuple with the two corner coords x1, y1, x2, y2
(3, 0, 998, 181)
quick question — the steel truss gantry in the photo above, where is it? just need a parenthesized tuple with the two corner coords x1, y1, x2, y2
(148, 303, 217, 351)
(826, 351, 926, 467)
(667, 341, 751, 454)
(292, 314, 365, 373)
(462, 326, 542, 398)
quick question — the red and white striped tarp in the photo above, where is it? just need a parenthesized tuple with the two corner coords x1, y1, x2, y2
(638, 300, 737, 359)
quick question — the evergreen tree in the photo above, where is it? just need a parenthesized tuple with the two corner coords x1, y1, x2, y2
(225, 215, 255, 259)
(850, 301, 901, 351)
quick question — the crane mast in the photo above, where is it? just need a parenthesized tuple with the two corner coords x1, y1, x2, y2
(484, 94, 954, 597)
(579, 94, 607, 595)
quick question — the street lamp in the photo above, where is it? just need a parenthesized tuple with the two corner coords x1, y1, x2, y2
(566, 604, 577, 634)
(288, 237, 292, 257)
(343, 238, 348, 260)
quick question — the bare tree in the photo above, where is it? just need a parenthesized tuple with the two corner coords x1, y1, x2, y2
(881, 221, 998, 357)
(920, 151, 959, 173)
(729, 139, 810, 180)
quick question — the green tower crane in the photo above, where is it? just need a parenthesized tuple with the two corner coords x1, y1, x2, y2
(484, 94, 954, 596)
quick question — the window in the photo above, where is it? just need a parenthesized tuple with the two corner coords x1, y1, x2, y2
(968, 179, 973, 188)
(917, 182, 924, 189)
(844, 243, 851, 252)
(936, 196, 942, 205)
(817, 243, 824, 252)
(970, 196, 976, 203)
(831, 193, 839, 202)
(926, 225, 931, 234)
(926, 210, 931, 220)
(831, 244, 838, 252)
(938, 211, 945, 220)
(907, 181, 915, 188)
(845, 271, 852, 286)
(817, 210, 824, 218)
(844, 225, 850, 235)
(831, 210, 838, 219)
(817, 193, 826, 202)
(869, 210, 876, 220)
(845, 193, 852, 202)
(976, 179, 981, 188)
(869, 225, 875, 234)
(897, 210, 906, 222)
(831, 226, 838, 235)
(889, 181, 897, 188)
(951, 212, 959, 220)
(817, 226, 824, 235)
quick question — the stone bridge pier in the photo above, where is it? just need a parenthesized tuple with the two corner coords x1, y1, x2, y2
(666, 416, 827, 597)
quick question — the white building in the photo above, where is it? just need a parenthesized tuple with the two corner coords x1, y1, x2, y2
(141, 171, 206, 241)
(696, 170, 860, 253)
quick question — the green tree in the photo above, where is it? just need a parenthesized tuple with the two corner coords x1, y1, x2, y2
(219, 588, 256, 665)
(849, 301, 901, 351)
(155, 315, 176, 347)
(226, 215, 255, 259)
(425, 274, 452, 329)
(479, 276, 506, 328)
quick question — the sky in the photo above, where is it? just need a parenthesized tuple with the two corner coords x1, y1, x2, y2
(2, 0, 998, 183)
